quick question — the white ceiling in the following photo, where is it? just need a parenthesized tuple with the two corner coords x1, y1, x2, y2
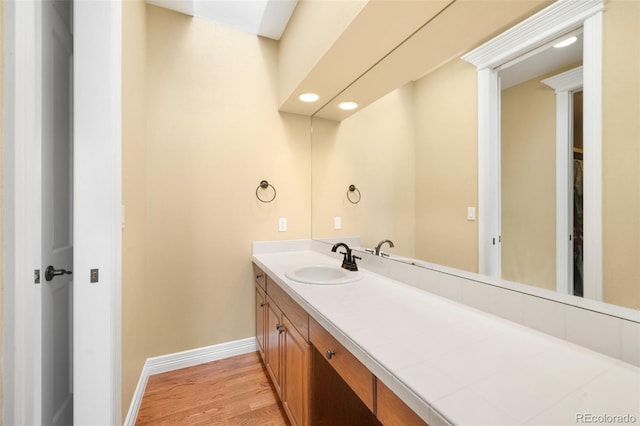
(147, 0, 298, 40)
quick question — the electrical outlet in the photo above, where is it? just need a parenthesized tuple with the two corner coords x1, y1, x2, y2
(334, 217, 342, 230)
(279, 218, 287, 232)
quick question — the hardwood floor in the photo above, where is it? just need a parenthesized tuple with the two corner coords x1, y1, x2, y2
(135, 351, 290, 425)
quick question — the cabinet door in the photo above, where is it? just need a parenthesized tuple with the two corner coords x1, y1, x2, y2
(256, 285, 267, 362)
(265, 298, 283, 397)
(283, 316, 310, 426)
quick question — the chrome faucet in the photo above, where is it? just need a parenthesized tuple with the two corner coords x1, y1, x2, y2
(374, 239, 395, 256)
(331, 242, 361, 271)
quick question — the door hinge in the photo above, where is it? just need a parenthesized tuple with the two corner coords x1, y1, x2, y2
(34, 269, 41, 284)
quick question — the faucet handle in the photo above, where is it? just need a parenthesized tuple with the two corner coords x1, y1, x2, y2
(353, 255, 361, 260)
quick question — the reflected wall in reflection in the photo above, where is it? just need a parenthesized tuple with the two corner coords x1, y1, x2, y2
(312, 58, 479, 273)
(312, 85, 416, 258)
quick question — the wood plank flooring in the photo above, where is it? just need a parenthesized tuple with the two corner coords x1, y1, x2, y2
(135, 351, 290, 425)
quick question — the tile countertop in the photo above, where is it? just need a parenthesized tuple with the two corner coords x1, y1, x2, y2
(252, 248, 640, 426)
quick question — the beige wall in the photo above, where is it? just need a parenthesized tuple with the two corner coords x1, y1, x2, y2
(121, 4, 311, 417)
(121, 0, 147, 416)
(311, 85, 416, 255)
(413, 59, 479, 272)
(602, 0, 640, 309)
(500, 76, 557, 290)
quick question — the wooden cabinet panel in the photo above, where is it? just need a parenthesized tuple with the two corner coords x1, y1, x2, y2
(267, 276, 309, 340)
(376, 379, 428, 426)
(265, 296, 283, 397)
(253, 263, 266, 291)
(283, 316, 310, 426)
(311, 347, 381, 426)
(308, 317, 375, 412)
(255, 285, 267, 362)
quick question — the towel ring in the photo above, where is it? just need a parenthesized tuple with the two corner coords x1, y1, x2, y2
(256, 180, 277, 203)
(347, 184, 361, 204)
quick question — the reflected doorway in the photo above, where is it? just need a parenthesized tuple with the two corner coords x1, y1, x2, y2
(572, 91, 584, 297)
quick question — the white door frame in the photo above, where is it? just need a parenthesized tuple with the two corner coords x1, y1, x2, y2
(462, 0, 603, 300)
(542, 66, 584, 295)
(2, 1, 44, 424)
(2, 1, 122, 424)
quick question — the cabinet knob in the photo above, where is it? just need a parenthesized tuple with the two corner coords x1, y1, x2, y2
(260, 302, 265, 307)
(325, 349, 335, 360)
(277, 325, 285, 334)
(256, 274, 264, 280)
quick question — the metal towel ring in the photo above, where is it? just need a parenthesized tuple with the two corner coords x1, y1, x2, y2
(256, 180, 277, 203)
(347, 184, 361, 204)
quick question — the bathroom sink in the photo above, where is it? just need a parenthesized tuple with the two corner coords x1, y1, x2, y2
(285, 264, 364, 285)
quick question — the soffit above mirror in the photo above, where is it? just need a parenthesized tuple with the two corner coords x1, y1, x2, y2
(278, 0, 453, 117)
(146, 0, 298, 40)
(304, 0, 552, 121)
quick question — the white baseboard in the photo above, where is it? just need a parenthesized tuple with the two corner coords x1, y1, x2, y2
(123, 337, 257, 425)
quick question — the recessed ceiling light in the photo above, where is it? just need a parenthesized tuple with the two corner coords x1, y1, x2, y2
(298, 93, 319, 103)
(553, 36, 577, 49)
(338, 101, 358, 111)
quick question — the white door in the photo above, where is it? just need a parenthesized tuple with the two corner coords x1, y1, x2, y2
(41, 1, 74, 424)
(4, 1, 120, 424)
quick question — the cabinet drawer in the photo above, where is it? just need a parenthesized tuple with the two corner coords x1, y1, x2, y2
(253, 263, 266, 291)
(309, 317, 375, 412)
(267, 276, 309, 341)
(376, 379, 427, 426)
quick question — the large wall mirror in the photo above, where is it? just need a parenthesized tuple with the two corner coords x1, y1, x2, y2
(310, 0, 639, 313)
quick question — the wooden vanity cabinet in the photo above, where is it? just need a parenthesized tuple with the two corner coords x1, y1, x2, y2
(254, 264, 426, 426)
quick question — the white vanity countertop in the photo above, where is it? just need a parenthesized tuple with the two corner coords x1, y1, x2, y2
(253, 248, 640, 426)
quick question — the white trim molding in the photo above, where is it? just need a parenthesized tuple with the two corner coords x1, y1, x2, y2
(462, 0, 603, 297)
(124, 338, 257, 426)
(462, 0, 603, 70)
(73, 1, 123, 423)
(2, 1, 44, 424)
(542, 66, 584, 296)
(476, 68, 501, 277)
(582, 12, 603, 301)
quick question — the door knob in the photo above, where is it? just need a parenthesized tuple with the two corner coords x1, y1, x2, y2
(45, 265, 72, 282)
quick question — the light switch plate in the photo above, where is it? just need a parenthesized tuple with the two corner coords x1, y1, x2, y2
(467, 207, 476, 221)
(279, 218, 287, 232)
